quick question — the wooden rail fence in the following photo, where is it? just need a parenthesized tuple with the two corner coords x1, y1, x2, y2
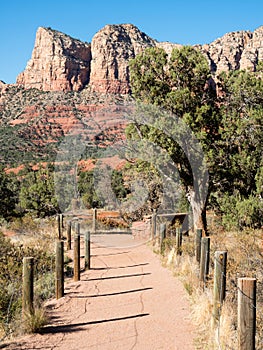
(151, 214, 258, 350)
(21, 211, 258, 349)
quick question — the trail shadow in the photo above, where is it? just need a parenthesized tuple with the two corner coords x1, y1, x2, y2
(39, 313, 149, 334)
(0, 342, 50, 350)
(91, 263, 149, 270)
(83, 272, 151, 281)
(91, 251, 130, 257)
(69, 286, 153, 298)
(46, 315, 61, 321)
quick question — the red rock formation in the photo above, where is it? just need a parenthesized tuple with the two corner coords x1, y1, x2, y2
(201, 26, 263, 73)
(240, 26, 263, 70)
(15, 24, 263, 94)
(17, 27, 91, 91)
(89, 24, 156, 94)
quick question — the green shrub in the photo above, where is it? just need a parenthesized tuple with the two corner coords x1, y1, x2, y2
(219, 194, 262, 230)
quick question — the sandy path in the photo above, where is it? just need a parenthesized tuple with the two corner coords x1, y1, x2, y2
(2, 233, 196, 350)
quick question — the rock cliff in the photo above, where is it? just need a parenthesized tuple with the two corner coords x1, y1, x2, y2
(16, 27, 91, 91)
(89, 24, 156, 94)
(201, 26, 263, 73)
(16, 24, 263, 93)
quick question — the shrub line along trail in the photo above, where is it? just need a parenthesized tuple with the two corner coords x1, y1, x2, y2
(3, 229, 196, 349)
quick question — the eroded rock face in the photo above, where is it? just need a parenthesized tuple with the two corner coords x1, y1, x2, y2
(89, 24, 156, 94)
(156, 42, 182, 58)
(202, 26, 263, 73)
(16, 24, 263, 94)
(239, 26, 263, 70)
(17, 27, 91, 91)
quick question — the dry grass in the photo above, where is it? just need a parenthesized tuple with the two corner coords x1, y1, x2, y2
(216, 300, 237, 349)
(157, 225, 263, 349)
(0, 217, 57, 339)
(21, 308, 48, 334)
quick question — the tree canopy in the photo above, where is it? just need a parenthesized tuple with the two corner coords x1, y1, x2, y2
(19, 165, 59, 217)
(0, 166, 19, 218)
(128, 46, 263, 229)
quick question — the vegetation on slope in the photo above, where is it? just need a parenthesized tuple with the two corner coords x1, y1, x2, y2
(0, 46, 262, 346)
(128, 46, 263, 230)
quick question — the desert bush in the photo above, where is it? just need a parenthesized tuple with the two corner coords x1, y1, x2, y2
(156, 223, 263, 349)
(22, 307, 48, 334)
(19, 166, 59, 218)
(98, 216, 129, 229)
(8, 214, 40, 233)
(218, 194, 262, 230)
(0, 228, 55, 338)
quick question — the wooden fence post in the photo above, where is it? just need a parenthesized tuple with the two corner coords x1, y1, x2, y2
(57, 214, 61, 240)
(66, 221, 71, 250)
(176, 227, 182, 255)
(238, 278, 256, 350)
(199, 237, 210, 287)
(151, 211, 157, 239)
(60, 213, 64, 229)
(160, 223, 166, 248)
(56, 241, 64, 299)
(92, 208, 97, 233)
(74, 222, 80, 281)
(213, 251, 227, 325)
(85, 231, 91, 270)
(195, 228, 202, 263)
(22, 257, 34, 317)
(182, 214, 189, 236)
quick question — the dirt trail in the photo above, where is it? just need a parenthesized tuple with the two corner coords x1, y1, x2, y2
(2, 232, 196, 350)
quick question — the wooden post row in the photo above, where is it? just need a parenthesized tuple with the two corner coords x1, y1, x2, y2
(57, 214, 61, 240)
(56, 241, 64, 299)
(92, 208, 97, 233)
(199, 237, 210, 287)
(60, 213, 64, 229)
(182, 214, 189, 236)
(238, 278, 256, 350)
(22, 257, 34, 317)
(85, 231, 91, 270)
(213, 251, 227, 325)
(159, 223, 166, 247)
(74, 222, 80, 281)
(66, 221, 71, 250)
(176, 227, 182, 255)
(195, 228, 202, 263)
(151, 211, 157, 239)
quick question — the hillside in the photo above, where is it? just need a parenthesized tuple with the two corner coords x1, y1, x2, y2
(0, 23, 262, 166)
(0, 85, 130, 166)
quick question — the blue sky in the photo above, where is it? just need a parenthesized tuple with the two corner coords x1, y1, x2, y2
(0, 0, 262, 84)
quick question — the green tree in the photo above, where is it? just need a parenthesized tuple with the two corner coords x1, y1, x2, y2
(212, 70, 263, 228)
(78, 170, 102, 209)
(129, 46, 217, 230)
(111, 169, 130, 200)
(78, 169, 129, 209)
(0, 166, 19, 218)
(129, 47, 263, 230)
(129, 47, 170, 106)
(19, 165, 59, 217)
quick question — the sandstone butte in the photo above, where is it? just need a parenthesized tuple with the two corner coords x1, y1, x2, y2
(0, 23, 262, 168)
(12, 23, 263, 93)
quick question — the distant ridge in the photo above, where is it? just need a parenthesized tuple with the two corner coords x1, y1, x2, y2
(10, 24, 262, 93)
(0, 24, 262, 167)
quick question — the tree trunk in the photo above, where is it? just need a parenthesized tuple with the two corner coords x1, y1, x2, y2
(188, 189, 207, 233)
